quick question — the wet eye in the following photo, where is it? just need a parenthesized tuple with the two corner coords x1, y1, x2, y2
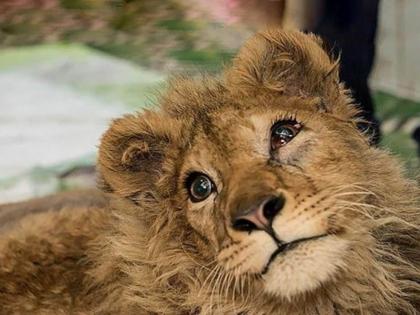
(186, 173, 214, 202)
(271, 120, 302, 150)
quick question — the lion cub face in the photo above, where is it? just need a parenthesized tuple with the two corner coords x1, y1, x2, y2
(180, 102, 366, 298)
(98, 30, 376, 300)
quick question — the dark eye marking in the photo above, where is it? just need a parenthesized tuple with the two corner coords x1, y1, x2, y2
(270, 119, 302, 150)
(185, 172, 215, 202)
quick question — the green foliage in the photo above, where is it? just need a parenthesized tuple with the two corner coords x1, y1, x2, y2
(374, 91, 419, 171)
(0, 0, 238, 72)
(157, 19, 197, 31)
(88, 42, 150, 66)
(169, 48, 234, 71)
(374, 91, 420, 120)
(59, 0, 94, 10)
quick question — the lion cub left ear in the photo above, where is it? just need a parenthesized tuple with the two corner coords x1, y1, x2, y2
(225, 29, 353, 116)
(97, 111, 180, 199)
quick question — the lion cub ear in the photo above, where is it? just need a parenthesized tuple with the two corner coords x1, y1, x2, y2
(225, 29, 350, 115)
(97, 111, 180, 199)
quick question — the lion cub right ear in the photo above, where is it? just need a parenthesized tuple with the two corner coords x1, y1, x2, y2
(97, 111, 181, 199)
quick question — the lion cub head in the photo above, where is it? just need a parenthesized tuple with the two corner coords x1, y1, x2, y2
(97, 30, 419, 312)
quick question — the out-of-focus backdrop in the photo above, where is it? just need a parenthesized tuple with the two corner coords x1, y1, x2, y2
(0, 0, 419, 203)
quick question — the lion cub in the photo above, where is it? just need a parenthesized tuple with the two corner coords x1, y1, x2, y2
(1, 30, 419, 315)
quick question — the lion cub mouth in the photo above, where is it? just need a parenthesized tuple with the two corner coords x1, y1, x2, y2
(261, 234, 329, 275)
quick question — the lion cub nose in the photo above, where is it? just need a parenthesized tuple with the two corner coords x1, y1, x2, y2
(232, 195, 285, 232)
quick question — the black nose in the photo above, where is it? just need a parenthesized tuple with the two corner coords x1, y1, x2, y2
(232, 195, 286, 232)
(263, 195, 285, 221)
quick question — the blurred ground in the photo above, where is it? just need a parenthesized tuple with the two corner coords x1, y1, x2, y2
(0, 0, 419, 202)
(0, 44, 162, 202)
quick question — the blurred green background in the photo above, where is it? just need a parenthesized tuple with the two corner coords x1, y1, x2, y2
(0, 0, 418, 202)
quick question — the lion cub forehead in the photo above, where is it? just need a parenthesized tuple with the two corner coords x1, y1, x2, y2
(177, 94, 325, 165)
(186, 111, 275, 162)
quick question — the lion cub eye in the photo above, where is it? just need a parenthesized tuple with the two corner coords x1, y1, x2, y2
(186, 173, 214, 202)
(271, 120, 302, 150)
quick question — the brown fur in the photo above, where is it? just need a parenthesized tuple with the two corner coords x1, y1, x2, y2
(1, 29, 419, 315)
(0, 189, 108, 233)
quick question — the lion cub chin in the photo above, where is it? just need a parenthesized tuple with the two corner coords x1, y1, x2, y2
(1, 29, 419, 315)
(262, 237, 349, 299)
